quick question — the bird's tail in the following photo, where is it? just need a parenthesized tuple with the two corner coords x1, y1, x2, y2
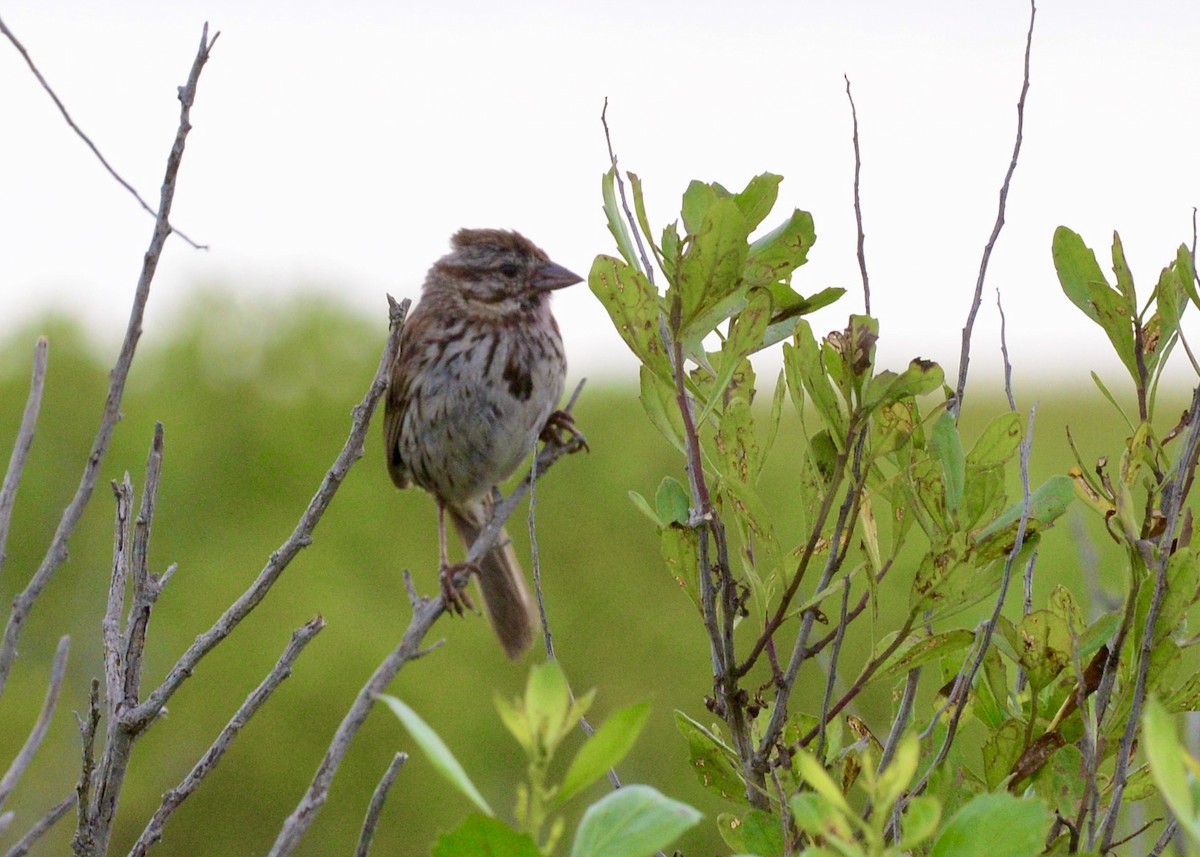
(449, 497, 536, 659)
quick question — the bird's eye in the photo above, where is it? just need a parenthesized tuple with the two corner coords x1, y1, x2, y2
(499, 262, 519, 278)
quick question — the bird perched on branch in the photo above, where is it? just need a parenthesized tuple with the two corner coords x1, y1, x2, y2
(384, 228, 584, 658)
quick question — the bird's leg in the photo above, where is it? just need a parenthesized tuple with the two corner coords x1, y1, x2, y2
(540, 410, 589, 453)
(437, 501, 475, 615)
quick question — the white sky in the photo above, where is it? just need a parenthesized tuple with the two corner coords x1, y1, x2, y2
(3, 1, 1199, 389)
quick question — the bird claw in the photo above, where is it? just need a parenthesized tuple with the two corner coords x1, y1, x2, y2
(439, 561, 478, 616)
(540, 410, 589, 453)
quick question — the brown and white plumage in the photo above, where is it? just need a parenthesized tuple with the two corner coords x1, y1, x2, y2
(384, 228, 580, 658)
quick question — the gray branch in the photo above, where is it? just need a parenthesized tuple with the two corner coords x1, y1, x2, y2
(3, 793, 76, 857)
(0, 337, 48, 578)
(128, 617, 325, 857)
(0, 635, 69, 811)
(0, 22, 218, 703)
(0, 15, 206, 249)
(354, 752, 407, 857)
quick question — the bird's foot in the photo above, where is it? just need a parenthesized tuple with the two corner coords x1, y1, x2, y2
(540, 410, 589, 453)
(439, 561, 479, 616)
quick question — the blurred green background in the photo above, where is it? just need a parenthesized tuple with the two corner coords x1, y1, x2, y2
(0, 290, 1188, 855)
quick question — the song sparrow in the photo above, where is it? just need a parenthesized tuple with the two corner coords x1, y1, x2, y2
(384, 228, 583, 659)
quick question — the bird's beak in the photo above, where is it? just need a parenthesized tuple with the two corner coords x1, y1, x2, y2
(532, 260, 584, 291)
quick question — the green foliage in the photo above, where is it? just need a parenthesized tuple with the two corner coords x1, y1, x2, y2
(385, 660, 691, 855)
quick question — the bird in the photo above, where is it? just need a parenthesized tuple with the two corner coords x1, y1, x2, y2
(384, 228, 583, 658)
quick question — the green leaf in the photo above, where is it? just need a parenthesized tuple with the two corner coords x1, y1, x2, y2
(1052, 227, 1137, 379)
(718, 809, 786, 856)
(569, 785, 702, 857)
(930, 412, 965, 515)
(981, 720, 1023, 790)
(676, 198, 751, 335)
(589, 255, 672, 381)
(1016, 610, 1072, 690)
(875, 732, 920, 814)
(638, 365, 687, 454)
(660, 525, 701, 609)
(558, 702, 651, 806)
(432, 814, 542, 857)
(743, 209, 817, 288)
(788, 793, 854, 842)
(379, 695, 494, 816)
(733, 173, 782, 231)
(654, 477, 690, 527)
(785, 322, 846, 441)
(627, 172, 661, 271)
(793, 751, 852, 815)
(1110, 231, 1137, 304)
(674, 711, 744, 801)
(966, 412, 1023, 470)
(881, 629, 975, 680)
(929, 793, 1050, 857)
(973, 475, 1075, 559)
(1144, 696, 1200, 843)
(863, 358, 944, 411)
(898, 796, 942, 850)
(602, 168, 639, 271)
(681, 181, 720, 236)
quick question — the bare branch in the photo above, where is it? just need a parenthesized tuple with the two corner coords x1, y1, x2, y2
(128, 617, 325, 857)
(0, 337, 48, 577)
(953, 0, 1036, 416)
(844, 75, 870, 315)
(354, 752, 407, 857)
(0, 15, 207, 249)
(0, 635, 69, 811)
(0, 22, 218, 703)
(125, 295, 409, 731)
(268, 384, 587, 857)
(73, 679, 101, 854)
(3, 793, 76, 857)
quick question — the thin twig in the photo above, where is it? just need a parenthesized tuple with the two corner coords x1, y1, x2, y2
(844, 75, 870, 315)
(125, 295, 409, 732)
(353, 752, 407, 857)
(0, 22, 217, 703)
(599, 98, 657, 284)
(267, 383, 587, 857)
(996, 288, 1017, 412)
(0, 337, 48, 578)
(128, 617, 325, 857)
(953, 0, 1036, 417)
(0, 635, 69, 811)
(0, 15, 207, 249)
(3, 793, 76, 857)
(73, 679, 100, 855)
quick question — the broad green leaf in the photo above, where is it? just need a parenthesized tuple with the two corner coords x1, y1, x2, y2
(1143, 696, 1200, 843)
(589, 255, 672, 381)
(1110, 231, 1136, 304)
(929, 793, 1050, 857)
(558, 702, 651, 806)
(966, 412, 1022, 470)
(1031, 744, 1085, 812)
(898, 796, 942, 850)
(863, 358, 944, 411)
(1177, 241, 1200, 307)
(675, 711, 745, 801)
(655, 477, 690, 526)
(694, 289, 773, 426)
(432, 814, 541, 857)
(494, 691, 532, 754)
(930, 412, 965, 515)
(744, 209, 816, 287)
(676, 198, 751, 335)
(569, 785, 702, 857)
(602, 168, 639, 271)
(379, 695, 494, 816)
(681, 180, 720, 236)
